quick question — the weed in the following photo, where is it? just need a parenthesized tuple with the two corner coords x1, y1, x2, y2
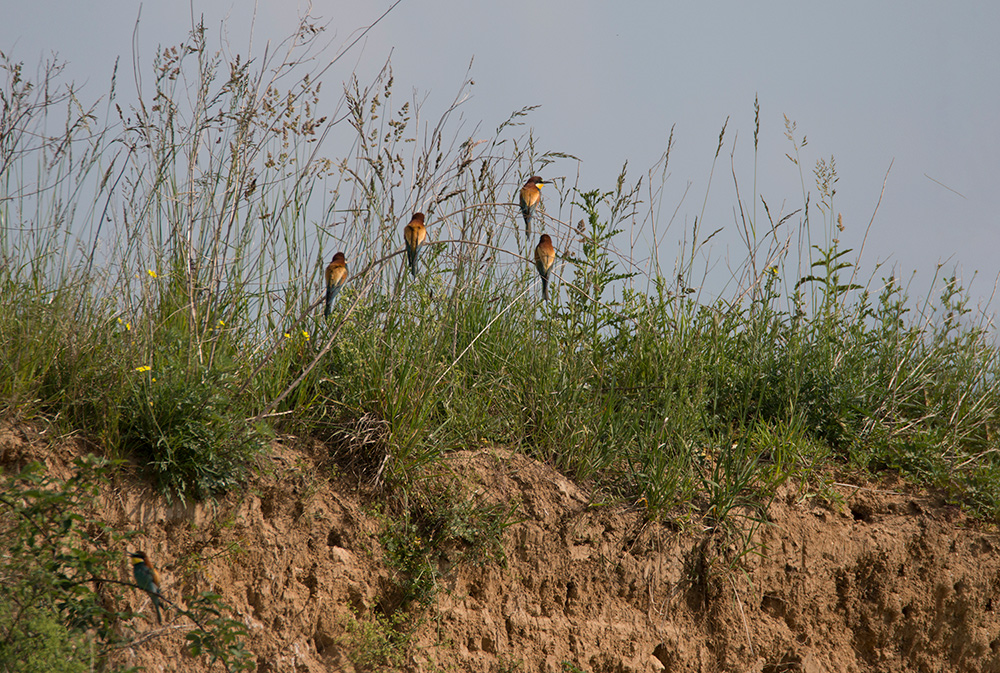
(0, 455, 253, 672)
(377, 481, 517, 613)
(339, 608, 412, 671)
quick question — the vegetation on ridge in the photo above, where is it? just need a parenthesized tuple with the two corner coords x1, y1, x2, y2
(1, 15, 999, 670)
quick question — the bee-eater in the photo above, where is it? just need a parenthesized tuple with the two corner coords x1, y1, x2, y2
(519, 176, 548, 238)
(403, 212, 427, 278)
(130, 551, 163, 625)
(534, 234, 555, 301)
(324, 252, 348, 316)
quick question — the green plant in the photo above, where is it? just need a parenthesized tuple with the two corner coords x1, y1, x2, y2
(378, 483, 517, 613)
(0, 455, 254, 672)
(118, 361, 261, 502)
(339, 609, 412, 671)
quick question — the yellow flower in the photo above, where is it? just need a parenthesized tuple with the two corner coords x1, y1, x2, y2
(217, 319, 226, 327)
(301, 330, 310, 341)
(284, 332, 291, 339)
(135, 366, 152, 373)
(147, 269, 157, 278)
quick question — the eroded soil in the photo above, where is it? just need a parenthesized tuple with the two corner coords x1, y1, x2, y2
(3, 424, 1000, 672)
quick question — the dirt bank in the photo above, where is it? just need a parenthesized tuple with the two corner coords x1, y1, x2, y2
(3, 426, 999, 672)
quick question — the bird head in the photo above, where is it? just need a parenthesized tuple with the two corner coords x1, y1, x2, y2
(539, 234, 553, 245)
(331, 252, 346, 265)
(130, 551, 149, 565)
(526, 176, 547, 188)
(411, 212, 425, 223)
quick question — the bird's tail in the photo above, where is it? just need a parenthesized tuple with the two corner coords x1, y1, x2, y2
(324, 285, 338, 316)
(152, 597, 162, 624)
(408, 248, 419, 278)
(541, 277, 549, 302)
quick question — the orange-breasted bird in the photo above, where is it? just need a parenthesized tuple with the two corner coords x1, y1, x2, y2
(130, 551, 163, 624)
(519, 176, 548, 238)
(324, 252, 348, 316)
(403, 212, 427, 278)
(534, 234, 555, 301)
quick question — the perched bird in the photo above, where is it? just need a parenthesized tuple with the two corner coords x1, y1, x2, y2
(324, 252, 348, 316)
(403, 212, 427, 278)
(534, 234, 556, 301)
(519, 176, 548, 238)
(130, 551, 163, 624)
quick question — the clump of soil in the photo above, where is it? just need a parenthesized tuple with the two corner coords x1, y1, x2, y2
(3, 425, 1000, 672)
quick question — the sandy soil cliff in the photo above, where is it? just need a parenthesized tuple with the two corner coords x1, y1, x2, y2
(4, 426, 1000, 672)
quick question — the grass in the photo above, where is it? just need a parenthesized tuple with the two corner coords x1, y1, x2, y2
(2, 8, 1000, 616)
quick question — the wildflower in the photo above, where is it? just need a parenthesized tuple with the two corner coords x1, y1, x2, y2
(147, 269, 157, 278)
(301, 330, 310, 341)
(135, 366, 152, 373)
(284, 332, 291, 339)
(218, 319, 226, 328)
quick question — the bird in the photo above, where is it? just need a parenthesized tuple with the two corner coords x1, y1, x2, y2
(324, 252, 348, 316)
(403, 212, 427, 278)
(130, 551, 163, 624)
(519, 176, 548, 238)
(534, 234, 555, 301)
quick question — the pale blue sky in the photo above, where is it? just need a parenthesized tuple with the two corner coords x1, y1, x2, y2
(5, 1, 999, 312)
